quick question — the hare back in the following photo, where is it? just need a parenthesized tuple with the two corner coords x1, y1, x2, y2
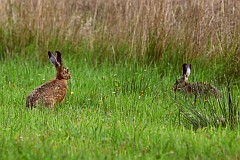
(177, 82, 219, 96)
(26, 79, 68, 108)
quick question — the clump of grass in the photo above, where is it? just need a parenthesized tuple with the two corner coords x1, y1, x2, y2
(175, 83, 239, 130)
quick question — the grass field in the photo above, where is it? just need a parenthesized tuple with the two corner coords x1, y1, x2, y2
(0, 57, 239, 159)
(0, 0, 240, 159)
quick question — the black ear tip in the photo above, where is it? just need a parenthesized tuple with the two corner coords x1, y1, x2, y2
(48, 51, 52, 57)
(56, 51, 62, 57)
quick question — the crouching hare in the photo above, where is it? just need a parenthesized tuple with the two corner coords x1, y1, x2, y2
(26, 51, 71, 108)
(172, 64, 220, 101)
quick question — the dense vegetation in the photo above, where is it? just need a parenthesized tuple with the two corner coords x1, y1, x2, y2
(0, 0, 239, 159)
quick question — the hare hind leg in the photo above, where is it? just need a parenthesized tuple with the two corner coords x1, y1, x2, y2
(43, 98, 56, 108)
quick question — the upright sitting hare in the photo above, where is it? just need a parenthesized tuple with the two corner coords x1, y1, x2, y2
(26, 51, 71, 108)
(172, 64, 220, 100)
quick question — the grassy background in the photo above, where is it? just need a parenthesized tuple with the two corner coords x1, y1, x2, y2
(0, 0, 240, 159)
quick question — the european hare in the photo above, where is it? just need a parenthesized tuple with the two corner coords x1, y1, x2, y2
(172, 64, 220, 100)
(26, 51, 71, 108)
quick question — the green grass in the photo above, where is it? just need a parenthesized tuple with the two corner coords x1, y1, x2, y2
(0, 56, 239, 160)
(1, 1, 240, 159)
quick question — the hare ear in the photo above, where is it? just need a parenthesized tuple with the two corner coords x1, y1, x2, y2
(182, 63, 191, 81)
(186, 64, 191, 78)
(56, 51, 62, 66)
(182, 63, 188, 76)
(48, 51, 60, 68)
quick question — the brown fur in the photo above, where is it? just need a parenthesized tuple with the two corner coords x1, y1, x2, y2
(26, 51, 71, 108)
(173, 81, 220, 97)
(172, 64, 220, 98)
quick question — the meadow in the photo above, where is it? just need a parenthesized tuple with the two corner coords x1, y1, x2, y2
(0, 0, 240, 159)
